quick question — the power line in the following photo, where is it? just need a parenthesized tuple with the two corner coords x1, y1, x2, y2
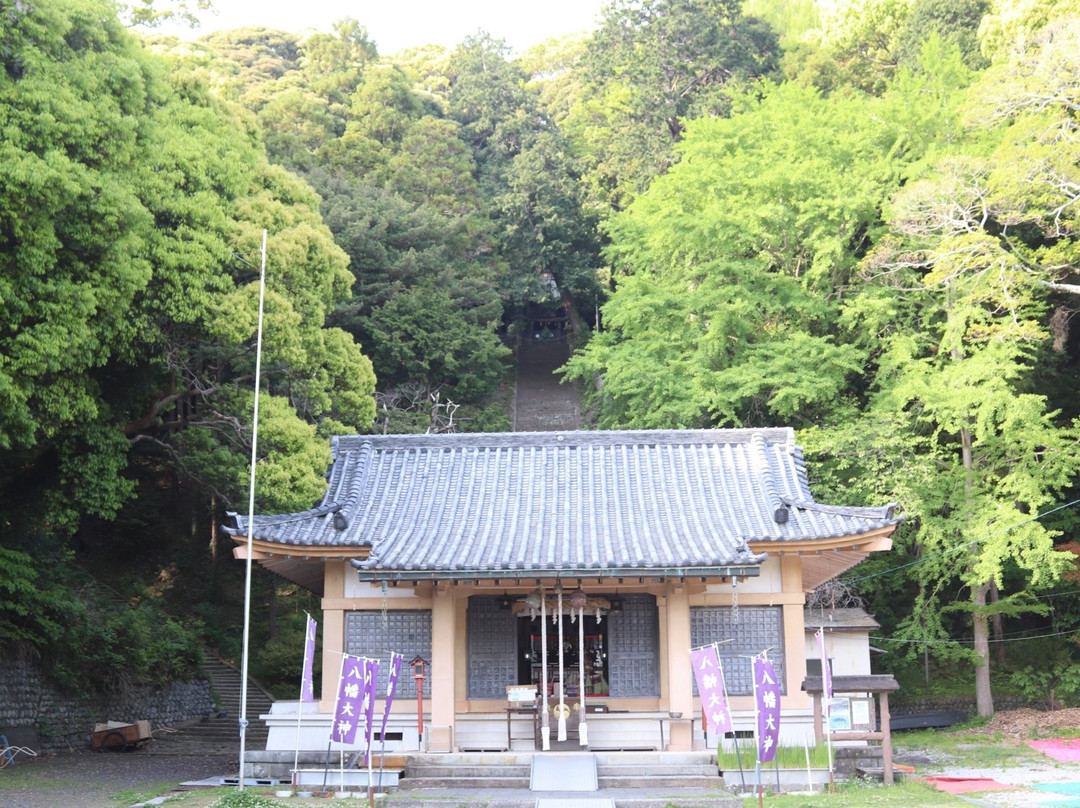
(871, 627, 1080, 647)
(847, 497, 1080, 585)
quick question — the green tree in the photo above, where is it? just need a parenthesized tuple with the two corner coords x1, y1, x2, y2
(572, 0, 780, 206)
(1, 0, 375, 540)
(834, 22, 1080, 710)
(853, 156, 1080, 714)
(563, 81, 909, 427)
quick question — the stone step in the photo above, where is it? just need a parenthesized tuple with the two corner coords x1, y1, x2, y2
(400, 776, 724, 791)
(384, 796, 741, 808)
(407, 765, 532, 778)
(404, 764, 717, 781)
(597, 764, 718, 777)
(598, 775, 722, 789)
(399, 776, 532, 790)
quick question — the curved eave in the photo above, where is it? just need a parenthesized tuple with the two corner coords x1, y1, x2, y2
(749, 525, 897, 592)
(232, 539, 372, 596)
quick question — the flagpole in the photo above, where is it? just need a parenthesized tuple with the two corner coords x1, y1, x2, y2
(324, 653, 346, 793)
(377, 651, 401, 800)
(293, 612, 314, 789)
(556, 585, 567, 742)
(293, 694, 304, 789)
(238, 228, 268, 792)
(540, 591, 550, 751)
(818, 628, 835, 792)
(712, 643, 745, 792)
(751, 653, 762, 808)
(577, 603, 587, 747)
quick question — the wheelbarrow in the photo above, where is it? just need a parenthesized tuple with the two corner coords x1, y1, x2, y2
(91, 720, 152, 751)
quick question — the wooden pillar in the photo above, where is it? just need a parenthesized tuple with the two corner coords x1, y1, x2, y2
(665, 582, 693, 751)
(880, 691, 894, 785)
(811, 692, 823, 742)
(320, 561, 345, 714)
(429, 582, 456, 751)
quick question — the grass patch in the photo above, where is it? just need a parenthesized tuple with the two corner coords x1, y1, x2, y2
(738, 778, 972, 806)
(893, 728, 1047, 769)
(110, 782, 180, 804)
(719, 740, 832, 771)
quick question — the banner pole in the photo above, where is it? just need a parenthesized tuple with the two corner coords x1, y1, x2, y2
(578, 603, 587, 746)
(292, 697, 303, 788)
(711, 644, 745, 792)
(293, 612, 314, 789)
(541, 589, 550, 751)
(557, 584, 566, 742)
(752, 654, 762, 807)
(818, 628, 835, 793)
(324, 653, 345, 793)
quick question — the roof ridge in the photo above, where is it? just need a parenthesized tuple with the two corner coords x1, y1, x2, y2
(750, 433, 791, 525)
(332, 428, 796, 451)
(782, 498, 898, 521)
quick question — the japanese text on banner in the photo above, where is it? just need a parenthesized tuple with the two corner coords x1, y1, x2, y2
(301, 615, 317, 702)
(753, 656, 781, 763)
(816, 628, 832, 700)
(361, 657, 379, 763)
(689, 646, 732, 737)
(380, 652, 403, 742)
(331, 654, 371, 745)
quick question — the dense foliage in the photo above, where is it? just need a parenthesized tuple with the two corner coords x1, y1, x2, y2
(1, 0, 1079, 713)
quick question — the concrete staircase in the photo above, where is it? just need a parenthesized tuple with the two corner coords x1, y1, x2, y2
(147, 649, 273, 756)
(513, 340, 581, 432)
(398, 751, 723, 791)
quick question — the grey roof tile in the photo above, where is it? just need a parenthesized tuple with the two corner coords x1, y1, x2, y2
(225, 428, 902, 579)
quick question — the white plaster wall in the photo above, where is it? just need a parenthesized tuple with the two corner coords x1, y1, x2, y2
(804, 631, 872, 676)
(703, 556, 783, 595)
(344, 578, 422, 599)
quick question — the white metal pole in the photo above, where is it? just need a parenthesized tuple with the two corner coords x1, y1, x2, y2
(238, 229, 268, 791)
(557, 586, 566, 742)
(541, 590, 550, 751)
(577, 605, 587, 746)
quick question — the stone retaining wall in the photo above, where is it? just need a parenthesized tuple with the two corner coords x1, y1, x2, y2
(0, 653, 213, 753)
(892, 695, 1045, 719)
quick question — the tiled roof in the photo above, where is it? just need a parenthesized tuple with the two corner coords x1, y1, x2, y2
(225, 429, 901, 580)
(804, 607, 881, 631)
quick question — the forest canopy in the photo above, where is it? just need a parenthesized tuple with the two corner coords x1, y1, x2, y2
(1, 0, 1079, 709)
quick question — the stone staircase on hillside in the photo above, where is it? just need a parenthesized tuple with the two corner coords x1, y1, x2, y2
(147, 649, 273, 755)
(513, 339, 581, 432)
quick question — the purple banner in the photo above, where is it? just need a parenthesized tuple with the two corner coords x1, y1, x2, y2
(753, 656, 781, 763)
(331, 655, 371, 745)
(689, 646, 733, 737)
(817, 628, 832, 700)
(380, 652, 403, 742)
(362, 657, 379, 762)
(301, 615, 317, 702)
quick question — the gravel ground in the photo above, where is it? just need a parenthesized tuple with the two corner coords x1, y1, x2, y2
(0, 749, 237, 808)
(895, 708, 1080, 807)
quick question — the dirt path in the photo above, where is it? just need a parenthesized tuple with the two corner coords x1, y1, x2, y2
(0, 750, 235, 808)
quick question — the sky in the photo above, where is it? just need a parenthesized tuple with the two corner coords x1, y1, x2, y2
(157, 0, 611, 54)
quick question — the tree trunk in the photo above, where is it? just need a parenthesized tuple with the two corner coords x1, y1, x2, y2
(268, 583, 278, 641)
(990, 579, 1006, 665)
(973, 581, 995, 717)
